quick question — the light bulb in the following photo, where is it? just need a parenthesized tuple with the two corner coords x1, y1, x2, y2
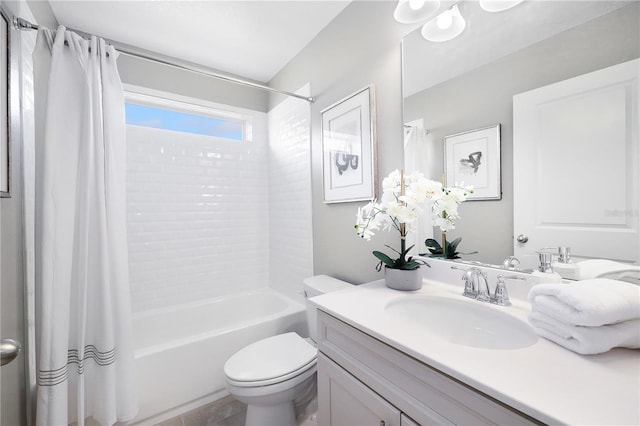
(436, 10, 453, 29)
(421, 4, 465, 42)
(409, 0, 425, 11)
(394, 0, 440, 24)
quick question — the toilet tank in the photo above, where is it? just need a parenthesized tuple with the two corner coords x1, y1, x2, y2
(303, 275, 353, 342)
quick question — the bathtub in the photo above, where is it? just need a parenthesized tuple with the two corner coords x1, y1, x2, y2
(130, 289, 307, 424)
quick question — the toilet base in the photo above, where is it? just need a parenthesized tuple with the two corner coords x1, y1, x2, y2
(246, 401, 296, 426)
(226, 369, 316, 426)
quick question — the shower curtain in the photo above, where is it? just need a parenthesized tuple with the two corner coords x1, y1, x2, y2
(34, 27, 137, 426)
(404, 124, 434, 251)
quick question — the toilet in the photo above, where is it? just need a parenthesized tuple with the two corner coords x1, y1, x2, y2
(223, 275, 352, 426)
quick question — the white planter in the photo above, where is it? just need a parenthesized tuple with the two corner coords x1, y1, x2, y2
(384, 267, 422, 291)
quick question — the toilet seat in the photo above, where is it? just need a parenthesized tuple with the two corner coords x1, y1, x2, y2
(224, 332, 317, 387)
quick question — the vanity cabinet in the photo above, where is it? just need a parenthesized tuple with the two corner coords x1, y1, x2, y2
(318, 353, 401, 425)
(316, 310, 541, 426)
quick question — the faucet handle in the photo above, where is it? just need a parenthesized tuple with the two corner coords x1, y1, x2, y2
(492, 275, 525, 306)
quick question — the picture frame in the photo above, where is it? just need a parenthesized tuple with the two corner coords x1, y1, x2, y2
(444, 124, 501, 200)
(0, 7, 11, 197)
(321, 85, 377, 203)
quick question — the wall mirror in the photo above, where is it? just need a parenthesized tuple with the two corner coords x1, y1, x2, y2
(402, 1, 639, 277)
(0, 7, 10, 197)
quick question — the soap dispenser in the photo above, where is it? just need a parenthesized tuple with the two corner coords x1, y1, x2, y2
(531, 252, 563, 283)
(552, 246, 579, 280)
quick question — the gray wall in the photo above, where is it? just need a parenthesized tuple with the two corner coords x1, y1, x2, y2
(117, 55, 269, 112)
(404, 3, 640, 265)
(268, 1, 418, 284)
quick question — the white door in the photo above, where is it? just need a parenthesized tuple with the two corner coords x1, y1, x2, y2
(1, 3, 32, 424)
(0, 190, 26, 426)
(513, 59, 639, 266)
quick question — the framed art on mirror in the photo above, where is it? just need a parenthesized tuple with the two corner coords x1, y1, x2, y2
(444, 124, 501, 201)
(321, 85, 377, 203)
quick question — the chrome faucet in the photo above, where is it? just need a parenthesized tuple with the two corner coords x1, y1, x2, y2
(502, 256, 520, 270)
(452, 266, 490, 301)
(452, 266, 525, 306)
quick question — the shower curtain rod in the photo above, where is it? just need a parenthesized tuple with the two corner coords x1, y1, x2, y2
(14, 17, 315, 103)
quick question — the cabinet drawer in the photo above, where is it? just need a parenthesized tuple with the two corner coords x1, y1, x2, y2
(317, 310, 540, 426)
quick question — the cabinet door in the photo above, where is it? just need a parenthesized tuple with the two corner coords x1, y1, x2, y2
(318, 353, 401, 426)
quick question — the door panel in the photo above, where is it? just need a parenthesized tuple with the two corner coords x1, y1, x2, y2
(1, 2, 29, 425)
(514, 59, 639, 266)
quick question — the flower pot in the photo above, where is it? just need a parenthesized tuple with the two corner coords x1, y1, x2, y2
(384, 267, 422, 291)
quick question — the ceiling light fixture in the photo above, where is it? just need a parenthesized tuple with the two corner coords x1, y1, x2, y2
(409, 0, 425, 10)
(479, 0, 525, 13)
(421, 4, 466, 42)
(394, 0, 440, 24)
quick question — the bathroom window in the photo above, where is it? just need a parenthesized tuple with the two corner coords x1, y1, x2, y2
(124, 89, 251, 141)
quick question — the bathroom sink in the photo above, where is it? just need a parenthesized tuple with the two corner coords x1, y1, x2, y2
(385, 296, 538, 350)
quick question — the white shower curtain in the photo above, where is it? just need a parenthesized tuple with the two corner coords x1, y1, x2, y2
(34, 26, 137, 426)
(404, 124, 434, 252)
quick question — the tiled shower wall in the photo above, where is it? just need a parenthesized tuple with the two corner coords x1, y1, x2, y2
(267, 85, 313, 303)
(126, 109, 270, 312)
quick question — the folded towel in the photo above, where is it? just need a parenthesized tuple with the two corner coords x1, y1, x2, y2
(577, 259, 640, 280)
(528, 278, 640, 326)
(528, 311, 640, 355)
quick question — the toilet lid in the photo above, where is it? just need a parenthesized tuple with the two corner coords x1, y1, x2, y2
(224, 333, 316, 384)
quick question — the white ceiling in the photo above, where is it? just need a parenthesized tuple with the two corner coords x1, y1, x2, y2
(47, 1, 350, 83)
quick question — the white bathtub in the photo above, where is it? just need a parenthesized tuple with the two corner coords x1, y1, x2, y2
(130, 289, 307, 424)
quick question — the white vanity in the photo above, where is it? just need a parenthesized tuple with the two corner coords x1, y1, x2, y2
(310, 261, 640, 425)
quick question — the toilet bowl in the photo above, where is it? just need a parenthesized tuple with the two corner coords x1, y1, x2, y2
(223, 275, 352, 426)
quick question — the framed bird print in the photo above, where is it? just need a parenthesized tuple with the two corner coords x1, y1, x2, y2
(444, 124, 501, 201)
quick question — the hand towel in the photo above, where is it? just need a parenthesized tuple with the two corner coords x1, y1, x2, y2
(576, 259, 640, 280)
(528, 311, 640, 355)
(528, 279, 640, 326)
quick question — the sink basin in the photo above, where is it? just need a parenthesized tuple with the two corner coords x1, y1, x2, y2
(385, 296, 538, 350)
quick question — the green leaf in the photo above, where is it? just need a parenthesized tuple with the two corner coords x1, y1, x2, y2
(425, 238, 442, 251)
(424, 238, 443, 256)
(448, 237, 462, 252)
(373, 250, 395, 267)
(383, 244, 402, 256)
(401, 244, 415, 258)
(402, 260, 421, 270)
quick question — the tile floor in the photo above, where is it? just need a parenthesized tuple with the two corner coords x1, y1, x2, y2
(156, 395, 318, 426)
(157, 395, 247, 426)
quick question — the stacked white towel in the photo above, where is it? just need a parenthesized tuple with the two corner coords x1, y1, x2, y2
(528, 278, 640, 355)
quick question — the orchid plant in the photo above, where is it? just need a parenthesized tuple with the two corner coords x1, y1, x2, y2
(424, 185, 475, 259)
(355, 169, 473, 271)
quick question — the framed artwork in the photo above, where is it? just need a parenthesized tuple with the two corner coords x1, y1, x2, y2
(321, 85, 377, 203)
(444, 124, 501, 200)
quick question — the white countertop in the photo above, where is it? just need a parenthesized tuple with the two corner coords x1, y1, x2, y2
(311, 275, 640, 425)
